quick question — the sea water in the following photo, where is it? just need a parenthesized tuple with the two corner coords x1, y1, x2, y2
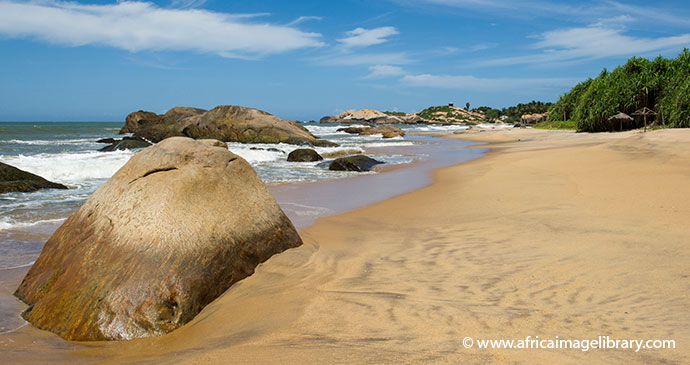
(0, 121, 490, 269)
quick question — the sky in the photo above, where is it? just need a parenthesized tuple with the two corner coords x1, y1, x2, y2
(0, 0, 689, 121)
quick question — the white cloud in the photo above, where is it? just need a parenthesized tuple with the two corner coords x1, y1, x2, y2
(402, 73, 579, 91)
(287, 16, 323, 26)
(0, 1, 323, 58)
(364, 65, 406, 78)
(337, 26, 399, 48)
(485, 24, 690, 66)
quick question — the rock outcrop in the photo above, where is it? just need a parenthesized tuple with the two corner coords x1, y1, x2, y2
(121, 105, 336, 147)
(0, 163, 68, 194)
(287, 148, 323, 162)
(338, 125, 405, 139)
(329, 155, 384, 172)
(182, 105, 336, 146)
(98, 137, 152, 152)
(14, 137, 303, 341)
(321, 109, 424, 125)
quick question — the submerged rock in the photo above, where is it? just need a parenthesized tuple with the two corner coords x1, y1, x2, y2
(0, 162, 68, 194)
(98, 137, 152, 152)
(287, 148, 323, 162)
(14, 137, 303, 341)
(329, 155, 384, 172)
(337, 125, 405, 138)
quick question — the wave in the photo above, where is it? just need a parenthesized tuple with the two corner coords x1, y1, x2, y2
(2, 138, 100, 146)
(1, 150, 135, 183)
(0, 217, 66, 231)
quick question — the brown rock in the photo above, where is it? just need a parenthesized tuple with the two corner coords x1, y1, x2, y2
(119, 110, 163, 134)
(14, 137, 303, 341)
(359, 125, 405, 138)
(182, 105, 337, 146)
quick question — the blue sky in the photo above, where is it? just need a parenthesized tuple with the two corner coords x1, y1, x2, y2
(1, 0, 689, 121)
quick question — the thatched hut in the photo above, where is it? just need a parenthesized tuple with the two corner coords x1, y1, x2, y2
(608, 112, 634, 131)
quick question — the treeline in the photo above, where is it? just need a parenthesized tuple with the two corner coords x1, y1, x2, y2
(547, 49, 690, 131)
(475, 101, 553, 124)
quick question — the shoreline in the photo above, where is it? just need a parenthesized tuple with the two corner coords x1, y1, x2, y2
(2, 128, 689, 363)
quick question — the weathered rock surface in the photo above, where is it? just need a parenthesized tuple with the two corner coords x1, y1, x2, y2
(119, 110, 164, 134)
(14, 137, 303, 341)
(287, 148, 323, 162)
(182, 105, 336, 146)
(329, 155, 384, 172)
(121, 105, 337, 146)
(321, 109, 426, 125)
(0, 163, 68, 194)
(98, 137, 152, 152)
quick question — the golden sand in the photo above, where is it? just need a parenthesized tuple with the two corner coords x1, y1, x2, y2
(2, 128, 689, 363)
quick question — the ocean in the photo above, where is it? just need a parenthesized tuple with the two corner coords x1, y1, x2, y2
(0, 121, 499, 270)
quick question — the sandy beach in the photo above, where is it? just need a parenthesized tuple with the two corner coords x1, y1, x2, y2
(2, 128, 690, 363)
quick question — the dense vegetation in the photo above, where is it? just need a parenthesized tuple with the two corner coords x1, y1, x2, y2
(547, 49, 690, 132)
(382, 111, 406, 116)
(533, 119, 577, 130)
(474, 101, 553, 124)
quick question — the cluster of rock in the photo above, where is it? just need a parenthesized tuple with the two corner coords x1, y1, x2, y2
(118, 105, 337, 148)
(0, 162, 68, 194)
(15, 137, 303, 340)
(286, 148, 383, 172)
(337, 125, 405, 138)
(320, 109, 423, 124)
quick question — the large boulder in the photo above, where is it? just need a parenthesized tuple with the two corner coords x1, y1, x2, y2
(329, 155, 384, 172)
(120, 105, 337, 147)
(119, 110, 164, 134)
(183, 105, 336, 146)
(14, 137, 303, 341)
(287, 148, 323, 162)
(0, 163, 68, 194)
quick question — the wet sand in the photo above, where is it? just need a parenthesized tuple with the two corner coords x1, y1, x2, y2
(3, 128, 690, 363)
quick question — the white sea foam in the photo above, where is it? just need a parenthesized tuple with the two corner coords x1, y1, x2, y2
(304, 124, 368, 136)
(0, 217, 66, 231)
(3, 138, 98, 146)
(1, 150, 134, 183)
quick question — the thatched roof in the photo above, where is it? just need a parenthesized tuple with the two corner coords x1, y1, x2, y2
(608, 112, 633, 122)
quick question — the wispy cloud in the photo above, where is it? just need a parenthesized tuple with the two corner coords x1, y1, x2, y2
(402, 73, 579, 91)
(287, 16, 323, 26)
(364, 65, 407, 79)
(0, 1, 323, 58)
(337, 27, 399, 48)
(485, 22, 690, 66)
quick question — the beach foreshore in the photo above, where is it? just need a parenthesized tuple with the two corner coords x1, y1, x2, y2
(2, 128, 690, 363)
